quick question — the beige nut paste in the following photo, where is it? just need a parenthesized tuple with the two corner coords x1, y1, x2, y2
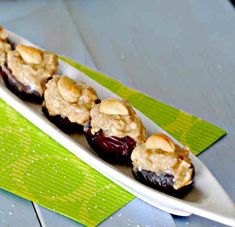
(131, 140, 193, 190)
(0, 27, 11, 67)
(43, 75, 99, 125)
(90, 100, 146, 143)
(7, 45, 58, 96)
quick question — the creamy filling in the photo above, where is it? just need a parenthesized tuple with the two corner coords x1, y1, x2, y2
(7, 50, 58, 96)
(43, 75, 99, 125)
(0, 41, 11, 67)
(90, 104, 146, 143)
(131, 143, 193, 190)
(0, 27, 8, 40)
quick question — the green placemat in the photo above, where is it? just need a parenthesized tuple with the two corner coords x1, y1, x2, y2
(0, 58, 226, 227)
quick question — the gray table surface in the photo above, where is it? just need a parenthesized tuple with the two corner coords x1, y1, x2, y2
(0, 0, 234, 226)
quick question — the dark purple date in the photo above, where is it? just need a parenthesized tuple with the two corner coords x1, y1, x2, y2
(132, 167, 194, 198)
(84, 123, 136, 165)
(42, 106, 84, 134)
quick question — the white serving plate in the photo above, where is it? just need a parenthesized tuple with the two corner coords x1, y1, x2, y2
(0, 30, 235, 226)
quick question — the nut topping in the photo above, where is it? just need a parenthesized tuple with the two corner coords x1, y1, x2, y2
(100, 98, 129, 115)
(16, 45, 42, 64)
(0, 42, 11, 50)
(145, 133, 175, 152)
(174, 160, 193, 190)
(0, 26, 8, 40)
(57, 76, 81, 103)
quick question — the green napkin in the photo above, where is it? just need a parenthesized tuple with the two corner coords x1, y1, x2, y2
(0, 58, 226, 227)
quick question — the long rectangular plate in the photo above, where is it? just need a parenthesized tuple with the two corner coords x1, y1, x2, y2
(0, 30, 234, 226)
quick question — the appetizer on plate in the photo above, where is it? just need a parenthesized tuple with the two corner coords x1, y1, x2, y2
(84, 98, 146, 165)
(1, 44, 58, 103)
(3, 29, 235, 227)
(131, 133, 194, 197)
(42, 75, 99, 134)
